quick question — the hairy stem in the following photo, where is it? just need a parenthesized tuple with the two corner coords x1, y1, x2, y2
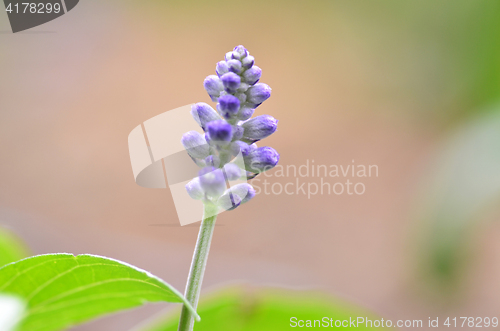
(177, 203, 218, 331)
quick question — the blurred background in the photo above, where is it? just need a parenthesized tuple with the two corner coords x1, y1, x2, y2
(1, 0, 500, 329)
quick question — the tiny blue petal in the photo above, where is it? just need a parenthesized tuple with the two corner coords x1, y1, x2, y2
(205, 155, 220, 168)
(246, 83, 271, 105)
(232, 125, 244, 141)
(206, 120, 233, 143)
(223, 163, 242, 181)
(221, 72, 241, 93)
(186, 177, 204, 200)
(231, 183, 256, 203)
(216, 61, 229, 77)
(217, 190, 242, 211)
(199, 167, 226, 197)
(232, 45, 248, 59)
(243, 66, 262, 85)
(226, 59, 242, 74)
(191, 103, 221, 130)
(181, 131, 210, 159)
(241, 55, 254, 69)
(244, 146, 280, 173)
(230, 141, 251, 156)
(203, 75, 224, 99)
(218, 94, 240, 119)
(241, 115, 278, 142)
(237, 106, 255, 121)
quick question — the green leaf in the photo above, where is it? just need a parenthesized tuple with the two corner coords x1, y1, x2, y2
(0, 253, 198, 331)
(0, 228, 30, 268)
(142, 286, 383, 331)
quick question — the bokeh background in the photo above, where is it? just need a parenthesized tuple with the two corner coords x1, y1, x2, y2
(1, 0, 500, 329)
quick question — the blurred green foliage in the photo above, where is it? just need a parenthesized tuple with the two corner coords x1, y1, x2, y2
(143, 286, 383, 331)
(0, 228, 30, 268)
(417, 108, 500, 292)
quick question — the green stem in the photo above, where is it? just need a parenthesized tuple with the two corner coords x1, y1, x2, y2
(178, 203, 218, 331)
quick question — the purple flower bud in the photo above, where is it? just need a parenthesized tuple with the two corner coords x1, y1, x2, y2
(220, 72, 241, 93)
(216, 61, 229, 77)
(181, 131, 210, 159)
(205, 155, 220, 168)
(224, 51, 233, 61)
(204, 132, 211, 145)
(223, 163, 242, 181)
(230, 141, 250, 156)
(232, 45, 248, 59)
(237, 83, 249, 93)
(191, 103, 221, 130)
(246, 83, 271, 105)
(204, 75, 224, 101)
(218, 95, 240, 119)
(241, 55, 254, 69)
(236, 93, 247, 104)
(247, 143, 258, 154)
(243, 66, 262, 85)
(237, 106, 255, 121)
(244, 146, 280, 173)
(226, 59, 242, 74)
(206, 120, 233, 144)
(217, 190, 242, 211)
(241, 115, 278, 142)
(232, 125, 243, 141)
(186, 177, 204, 200)
(230, 183, 256, 203)
(199, 167, 226, 197)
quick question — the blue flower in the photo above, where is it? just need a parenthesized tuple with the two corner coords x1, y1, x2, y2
(241, 115, 278, 142)
(230, 141, 251, 156)
(226, 59, 242, 74)
(219, 183, 256, 208)
(230, 183, 256, 203)
(241, 56, 254, 69)
(244, 146, 280, 173)
(237, 106, 255, 121)
(232, 45, 248, 59)
(183, 45, 279, 211)
(217, 95, 240, 119)
(243, 66, 262, 85)
(247, 83, 271, 106)
(216, 61, 229, 77)
(203, 75, 224, 101)
(199, 167, 226, 197)
(221, 72, 241, 93)
(205, 155, 220, 168)
(223, 163, 242, 181)
(206, 120, 233, 144)
(181, 131, 210, 159)
(191, 103, 221, 130)
(217, 190, 241, 211)
(186, 177, 204, 200)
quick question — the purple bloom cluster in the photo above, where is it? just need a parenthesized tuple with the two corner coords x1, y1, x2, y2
(183, 45, 280, 211)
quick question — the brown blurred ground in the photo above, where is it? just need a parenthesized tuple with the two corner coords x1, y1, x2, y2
(1, 1, 499, 330)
